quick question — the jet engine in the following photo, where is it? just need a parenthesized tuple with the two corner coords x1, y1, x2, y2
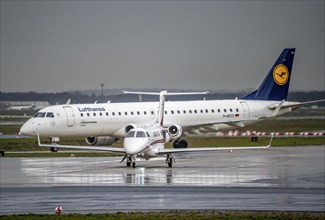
(167, 124, 183, 139)
(124, 124, 138, 134)
(85, 136, 117, 146)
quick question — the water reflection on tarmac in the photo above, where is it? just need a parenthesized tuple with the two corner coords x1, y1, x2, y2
(0, 146, 324, 214)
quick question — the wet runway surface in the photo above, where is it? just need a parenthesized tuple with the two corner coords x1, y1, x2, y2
(1, 146, 324, 214)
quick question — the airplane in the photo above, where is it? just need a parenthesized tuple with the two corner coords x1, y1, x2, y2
(7, 101, 49, 111)
(37, 90, 273, 167)
(20, 48, 323, 158)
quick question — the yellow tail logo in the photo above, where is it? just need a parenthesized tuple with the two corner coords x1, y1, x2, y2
(273, 64, 289, 85)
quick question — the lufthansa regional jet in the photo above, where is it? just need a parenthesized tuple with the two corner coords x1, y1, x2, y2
(20, 48, 322, 167)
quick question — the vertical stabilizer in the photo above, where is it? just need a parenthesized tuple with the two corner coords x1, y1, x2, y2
(243, 48, 295, 101)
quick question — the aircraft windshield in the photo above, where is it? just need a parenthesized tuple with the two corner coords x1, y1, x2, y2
(136, 131, 146, 138)
(126, 131, 135, 138)
(34, 112, 46, 118)
(34, 112, 55, 118)
(46, 112, 55, 118)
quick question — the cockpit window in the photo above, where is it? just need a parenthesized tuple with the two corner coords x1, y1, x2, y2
(136, 131, 146, 138)
(126, 131, 135, 138)
(46, 112, 55, 118)
(34, 112, 46, 118)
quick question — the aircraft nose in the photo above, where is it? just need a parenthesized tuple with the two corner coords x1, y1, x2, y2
(124, 139, 148, 155)
(20, 119, 36, 136)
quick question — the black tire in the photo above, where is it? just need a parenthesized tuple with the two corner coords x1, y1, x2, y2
(50, 147, 58, 152)
(168, 159, 173, 168)
(173, 140, 188, 148)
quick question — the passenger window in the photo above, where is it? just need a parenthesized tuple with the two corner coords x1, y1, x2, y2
(137, 111, 140, 115)
(236, 108, 239, 112)
(46, 112, 55, 118)
(224, 109, 227, 113)
(230, 109, 233, 112)
(106, 112, 109, 116)
(87, 113, 90, 117)
(81, 113, 84, 117)
(144, 111, 147, 115)
(171, 110, 174, 114)
(93, 113, 96, 116)
(100, 112, 102, 116)
(211, 109, 215, 113)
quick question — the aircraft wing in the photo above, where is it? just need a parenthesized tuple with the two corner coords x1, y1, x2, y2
(157, 145, 270, 154)
(37, 134, 125, 153)
(168, 116, 263, 129)
(268, 99, 325, 110)
(158, 135, 273, 154)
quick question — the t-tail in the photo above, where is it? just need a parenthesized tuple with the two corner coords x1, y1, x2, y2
(243, 48, 295, 101)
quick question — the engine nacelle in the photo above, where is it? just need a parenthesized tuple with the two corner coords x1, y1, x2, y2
(167, 124, 183, 139)
(85, 136, 117, 146)
(124, 124, 137, 134)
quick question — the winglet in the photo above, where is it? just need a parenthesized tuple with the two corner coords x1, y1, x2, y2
(267, 134, 274, 148)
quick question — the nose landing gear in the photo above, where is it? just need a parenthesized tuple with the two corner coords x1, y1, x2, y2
(126, 156, 136, 168)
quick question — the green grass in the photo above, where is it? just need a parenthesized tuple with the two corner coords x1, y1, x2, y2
(1, 211, 324, 220)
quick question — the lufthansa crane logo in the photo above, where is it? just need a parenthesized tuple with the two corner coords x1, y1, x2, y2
(273, 64, 289, 85)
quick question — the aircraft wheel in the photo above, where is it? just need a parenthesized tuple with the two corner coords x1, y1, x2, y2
(173, 140, 188, 148)
(127, 162, 131, 167)
(178, 140, 188, 148)
(168, 159, 173, 168)
(132, 162, 136, 168)
(50, 147, 58, 152)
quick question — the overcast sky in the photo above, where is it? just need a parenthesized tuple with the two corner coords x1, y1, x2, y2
(1, 0, 324, 93)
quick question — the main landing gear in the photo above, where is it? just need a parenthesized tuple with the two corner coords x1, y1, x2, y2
(49, 137, 60, 152)
(173, 139, 188, 148)
(166, 154, 175, 168)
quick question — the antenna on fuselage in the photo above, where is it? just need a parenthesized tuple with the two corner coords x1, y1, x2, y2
(123, 90, 209, 127)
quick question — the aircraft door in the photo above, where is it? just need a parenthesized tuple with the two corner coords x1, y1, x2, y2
(63, 106, 75, 127)
(240, 101, 250, 118)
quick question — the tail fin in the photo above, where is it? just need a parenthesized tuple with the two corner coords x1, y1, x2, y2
(243, 48, 295, 101)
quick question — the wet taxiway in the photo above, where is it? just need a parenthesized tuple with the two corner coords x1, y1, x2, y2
(0, 146, 324, 214)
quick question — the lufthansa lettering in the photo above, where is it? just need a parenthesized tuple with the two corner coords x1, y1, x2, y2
(78, 107, 106, 112)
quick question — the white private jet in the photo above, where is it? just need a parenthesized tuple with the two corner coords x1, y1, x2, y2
(21, 48, 323, 165)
